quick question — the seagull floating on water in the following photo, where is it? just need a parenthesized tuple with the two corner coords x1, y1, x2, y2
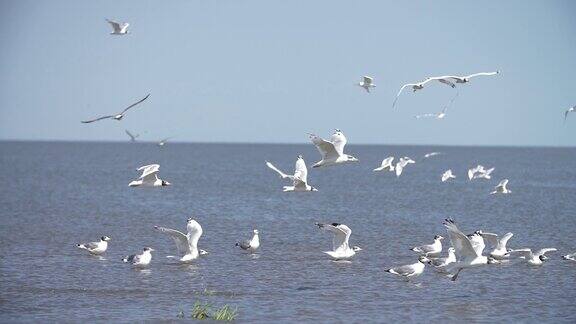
(411, 235, 444, 258)
(129, 164, 171, 187)
(385, 256, 427, 280)
(356, 76, 376, 93)
(81, 94, 150, 123)
(315, 222, 362, 260)
(106, 19, 130, 35)
(395, 157, 415, 177)
(491, 179, 511, 194)
(373, 156, 395, 172)
(77, 236, 110, 255)
(125, 130, 139, 142)
(481, 232, 513, 259)
(236, 229, 260, 253)
(266, 155, 318, 192)
(441, 169, 456, 182)
(309, 130, 359, 168)
(155, 218, 206, 262)
(510, 248, 557, 265)
(122, 247, 154, 267)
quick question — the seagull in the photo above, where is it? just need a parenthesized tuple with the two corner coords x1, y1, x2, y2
(481, 232, 513, 259)
(510, 248, 557, 265)
(125, 130, 139, 142)
(415, 107, 448, 119)
(315, 222, 362, 260)
(122, 247, 154, 267)
(385, 256, 427, 280)
(392, 76, 454, 109)
(154, 218, 206, 262)
(395, 157, 415, 177)
(236, 229, 260, 253)
(77, 236, 110, 255)
(356, 76, 376, 93)
(440, 71, 500, 84)
(467, 165, 484, 180)
(491, 179, 511, 194)
(474, 167, 495, 180)
(81, 93, 150, 123)
(442, 169, 456, 182)
(128, 164, 171, 187)
(427, 247, 456, 270)
(411, 235, 444, 257)
(443, 219, 495, 281)
(565, 106, 575, 122)
(562, 252, 576, 261)
(466, 230, 486, 256)
(106, 19, 130, 35)
(309, 130, 359, 168)
(158, 137, 173, 146)
(423, 152, 442, 159)
(373, 156, 395, 172)
(265, 156, 318, 192)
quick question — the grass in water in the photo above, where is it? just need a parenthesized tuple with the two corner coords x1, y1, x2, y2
(180, 301, 238, 321)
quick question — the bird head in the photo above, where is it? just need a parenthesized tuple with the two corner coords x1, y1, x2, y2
(448, 247, 456, 253)
(101, 236, 111, 242)
(311, 186, 319, 192)
(539, 255, 548, 261)
(253, 229, 259, 235)
(143, 247, 154, 252)
(161, 180, 171, 186)
(297, 154, 303, 159)
(434, 235, 444, 241)
(352, 246, 363, 252)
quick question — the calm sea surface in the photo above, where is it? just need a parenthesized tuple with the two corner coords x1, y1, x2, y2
(0, 141, 575, 323)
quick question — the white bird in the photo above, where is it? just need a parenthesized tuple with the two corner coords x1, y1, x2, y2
(81, 94, 150, 123)
(415, 107, 448, 120)
(440, 71, 500, 84)
(423, 152, 442, 159)
(474, 167, 495, 180)
(565, 106, 575, 122)
(236, 229, 260, 253)
(562, 252, 576, 261)
(128, 164, 171, 187)
(309, 130, 359, 168)
(122, 247, 153, 267)
(491, 179, 511, 194)
(411, 235, 444, 257)
(125, 130, 139, 142)
(481, 232, 513, 259)
(467, 165, 483, 180)
(466, 230, 486, 256)
(385, 256, 427, 280)
(395, 157, 415, 177)
(77, 236, 110, 255)
(266, 156, 318, 192)
(154, 218, 206, 262)
(158, 137, 173, 146)
(373, 156, 395, 172)
(441, 169, 456, 182)
(510, 248, 557, 265)
(392, 76, 455, 109)
(356, 76, 376, 93)
(443, 219, 495, 281)
(106, 19, 130, 35)
(315, 222, 362, 260)
(427, 247, 456, 271)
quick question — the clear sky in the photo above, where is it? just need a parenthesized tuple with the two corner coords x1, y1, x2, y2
(0, 1, 575, 146)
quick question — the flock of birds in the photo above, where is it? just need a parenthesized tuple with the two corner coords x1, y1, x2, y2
(76, 19, 576, 279)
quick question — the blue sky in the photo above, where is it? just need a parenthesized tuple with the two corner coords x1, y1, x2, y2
(0, 1, 575, 146)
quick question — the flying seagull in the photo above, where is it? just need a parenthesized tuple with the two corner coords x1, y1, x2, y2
(125, 130, 139, 142)
(509, 248, 557, 265)
(392, 76, 456, 108)
(309, 129, 359, 168)
(356, 76, 376, 93)
(441, 169, 456, 182)
(81, 93, 150, 123)
(491, 179, 511, 194)
(373, 156, 395, 172)
(385, 256, 427, 280)
(154, 218, 206, 262)
(563, 252, 576, 261)
(423, 152, 442, 159)
(158, 137, 173, 146)
(315, 222, 362, 260)
(122, 247, 153, 267)
(77, 236, 110, 255)
(128, 164, 171, 187)
(411, 235, 444, 258)
(439, 71, 500, 84)
(395, 157, 415, 177)
(481, 232, 513, 260)
(265, 155, 318, 192)
(236, 229, 260, 253)
(564, 106, 575, 122)
(106, 19, 130, 35)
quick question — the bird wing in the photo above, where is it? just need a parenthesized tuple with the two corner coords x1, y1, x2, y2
(81, 115, 114, 123)
(265, 161, 293, 180)
(238, 240, 251, 250)
(317, 223, 349, 251)
(155, 226, 191, 255)
(480, 232, 499, 248)
(391, 263, 417, 276)
(443, 219, 480, 260)
(106, 19, 122, 32)
(535, 248, 557, 257)
(330, 132, 347, 156)
(497, 233, 513, 250)
(294, 158, 308, 183)
(392, 83, 416, 108)
(381, 156, 394, 167)
(510, 248, 533, 258)
(395, 163, 403, 177)
(119, 23, 130, 33)
(138, 164, 160, 179)
(293, 177, 307, 190)
(363, 76, 373, 85)
(83, 241, 100, 250)
(436, 78, 456, 88)
(119, 93, 150, 114)
(464, 71, 499, 79)
(125, 130, 137, 140)
(309, 134, 339, 159)
(415, 113, 436, 119)
(496, 179, 508, 190)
